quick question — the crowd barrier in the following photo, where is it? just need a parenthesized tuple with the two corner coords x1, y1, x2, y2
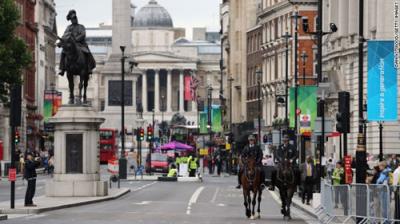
(317, 180, 400, 223)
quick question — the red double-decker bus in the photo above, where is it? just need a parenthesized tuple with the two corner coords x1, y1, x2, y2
(99, 128, 118, 164)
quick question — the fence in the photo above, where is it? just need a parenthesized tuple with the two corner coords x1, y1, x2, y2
(317, 180, 400, 223)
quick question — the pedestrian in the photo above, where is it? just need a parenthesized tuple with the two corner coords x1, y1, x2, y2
(188, 154, 198, 177)
(392, 163, 400, 220)
(332, 161, 344, 208)
(376, 161, 391, 222)
(24, 152, 41, 207)
(300, 156, 316, 205)
(390, 154, 399, 171)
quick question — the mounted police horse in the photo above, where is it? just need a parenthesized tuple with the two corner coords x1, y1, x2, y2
(58, 34, 92, 104)
(276, 158, 297, 220)
(241, 157, 263, 220)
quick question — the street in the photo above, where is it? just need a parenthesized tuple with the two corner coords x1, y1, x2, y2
(1, 171, 317, 224)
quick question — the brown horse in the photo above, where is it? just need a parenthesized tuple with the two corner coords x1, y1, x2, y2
(276, 159, 297, 220)
(241, 157, 263, 220)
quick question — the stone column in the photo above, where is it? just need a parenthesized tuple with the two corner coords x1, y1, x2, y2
(167, 69, 172, 112)
(142, 71, 147, 112)
(179, 70, 184, 112)
(154, 69, 160, 112)
(112, 0, 131, 54)
(132, 79, 137, 111)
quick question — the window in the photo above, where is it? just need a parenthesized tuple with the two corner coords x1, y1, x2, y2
(16, 3, 23, 24)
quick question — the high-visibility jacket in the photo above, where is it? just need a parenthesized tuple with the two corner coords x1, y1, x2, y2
(176, 157, 181, 165)
(180, 157, 189, 164)
(190, 157, 198, 170)
(167, 168, 177, 177)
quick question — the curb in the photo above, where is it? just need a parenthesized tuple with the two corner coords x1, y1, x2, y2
(0, 188, 130, 215)
(0, 215, 7, 221)
(291, 197, 318, 219)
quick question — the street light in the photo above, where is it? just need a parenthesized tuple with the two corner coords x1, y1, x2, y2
(256, 68, 262, 145)
(207, 83, 213, 155)
(161, 95, 165, 139)
(301, 50, 308, 85)
(282, 31, 292, 126)
(119, 46, 128, 179)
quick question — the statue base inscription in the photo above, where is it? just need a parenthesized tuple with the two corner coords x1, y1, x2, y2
(46, 105, 108, 197)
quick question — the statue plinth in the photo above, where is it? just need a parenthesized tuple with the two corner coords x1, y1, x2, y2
(46, 105, 108, 197)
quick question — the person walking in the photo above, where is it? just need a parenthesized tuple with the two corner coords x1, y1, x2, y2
(300, 156, 316, 205)
(24, 152, 41, 207)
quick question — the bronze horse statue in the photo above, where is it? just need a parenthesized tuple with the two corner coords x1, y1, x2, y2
(241, 156, 263, 220)
(57, 34, 92, 104)
(276, 159, 297, 220)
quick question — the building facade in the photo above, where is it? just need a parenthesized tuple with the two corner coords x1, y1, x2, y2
(322, 0, 400, 158)
(55, 0, 221, 136)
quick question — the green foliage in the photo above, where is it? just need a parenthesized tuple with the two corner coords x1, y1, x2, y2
(0, 0, 32, 104)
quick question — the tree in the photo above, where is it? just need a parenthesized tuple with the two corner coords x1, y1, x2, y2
(0, 0, 32, 104)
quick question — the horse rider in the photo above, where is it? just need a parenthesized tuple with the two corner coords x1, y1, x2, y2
(58, 10, 95, 76)
(236, 135, 265, 189)
(269, 134, 298, 191)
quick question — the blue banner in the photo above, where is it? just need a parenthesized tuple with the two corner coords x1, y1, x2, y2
(367, 40, 398, 121)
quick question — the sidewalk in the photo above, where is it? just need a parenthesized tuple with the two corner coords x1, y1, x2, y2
(126, 174, 201, 182)
(0, 188, 130, 215)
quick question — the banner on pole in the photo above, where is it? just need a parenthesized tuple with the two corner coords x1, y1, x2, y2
(184, 75, 192, 101)
(211, 107, 222, 133)
(289, 86, 317, 133)
(199, 112, 208, 134)
(367, 40, 398, 121)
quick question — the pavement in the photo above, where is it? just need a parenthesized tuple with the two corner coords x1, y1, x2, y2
(0, 172, 317, 224)
(270, 190, 317, 219)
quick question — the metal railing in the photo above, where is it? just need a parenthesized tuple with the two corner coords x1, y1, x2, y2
(317, 180, 400, 223)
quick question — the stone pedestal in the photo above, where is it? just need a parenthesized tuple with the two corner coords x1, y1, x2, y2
(46, 105, 108, 197)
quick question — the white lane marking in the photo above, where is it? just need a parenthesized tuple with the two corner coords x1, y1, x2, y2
(217, 203, 225, 207)
(131, 181, 157, 192)
(210, 187, 219, 203)
(186, 186, 205, 215)
(268, 190, 318, 224)
(25, 214, 47, 219)
(134, 201, 151, 205)
(17, 186, 24, 191)
(37, 186, 44, 190)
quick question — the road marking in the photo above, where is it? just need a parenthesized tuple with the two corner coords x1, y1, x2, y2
(131, 181, 157, 192)
(210, 187, 219, 203)
(186, 186, 205, 215)
(25, 214, 47, 219)
(217, 203, 225, 207)
(268, 190, 318, 224)
(134, 201, 151, 205)
(37, 186, 44, 190)
(17, 186, 24, 191)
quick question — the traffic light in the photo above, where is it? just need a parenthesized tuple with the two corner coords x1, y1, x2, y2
(14, 130, 20, 144)
(147, 125, 153, 142)
(336, 91, 350, 133)
(140, 128, 144, 141)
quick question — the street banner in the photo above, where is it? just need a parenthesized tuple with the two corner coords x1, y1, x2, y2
(43, 90, 54, 122)
(211, 107, 222, 133)
(344, 155, 353, 184)
(184, 75, 192, 101)
(289, 86, 317, 133)
(54, 92, 62, 115)
(367, 40, 398, 121)
(199, 112, 208, 134)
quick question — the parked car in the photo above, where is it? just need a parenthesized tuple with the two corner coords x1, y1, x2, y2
(145, 153, 169, 173)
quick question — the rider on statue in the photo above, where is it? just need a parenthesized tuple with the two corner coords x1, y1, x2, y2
(58, 10, 96, 77)
(269, 134, 298, 191)
(236, 135, 265, 189)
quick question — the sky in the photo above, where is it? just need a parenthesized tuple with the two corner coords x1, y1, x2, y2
(55, 0, 220, 39)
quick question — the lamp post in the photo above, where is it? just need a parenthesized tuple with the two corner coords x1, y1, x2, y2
(207, 84, 213, 155)
(256, 69, 262, 145)
(228, 77, 234, 132)
(282, 31, 291, 125)
(119, 46, 127, 179)
(301, 50, 308, 85)
(161, 95, 165, 142)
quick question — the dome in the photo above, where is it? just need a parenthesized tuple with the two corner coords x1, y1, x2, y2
(133, 0, 173, 28)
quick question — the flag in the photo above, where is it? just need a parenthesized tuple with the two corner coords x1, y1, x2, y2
(184, 75, 192, 101)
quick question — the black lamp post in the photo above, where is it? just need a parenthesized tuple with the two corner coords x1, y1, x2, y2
(282, 31, 291, 126)
(207, 84, 213, 155)
(301, 50, 308, 85)
(119, 46, 127, 179)
(256, 68, 262, 145)
(161, 95, 165, 142)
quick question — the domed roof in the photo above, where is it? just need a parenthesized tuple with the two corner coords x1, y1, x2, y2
(133, 0, 173, 28)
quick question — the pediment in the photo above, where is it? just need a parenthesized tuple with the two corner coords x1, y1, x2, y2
(132, 52, 196, 63)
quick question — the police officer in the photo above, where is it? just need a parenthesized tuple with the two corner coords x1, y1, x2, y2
(269, 134, 298, 191)
(236, 135, 264, 189)
(24, 152, 41, 207)
(188, 154, 198, 177)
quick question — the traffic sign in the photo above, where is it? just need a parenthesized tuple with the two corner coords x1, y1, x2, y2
(107, 159, 119, 174)
(8, 168, 16, 181)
